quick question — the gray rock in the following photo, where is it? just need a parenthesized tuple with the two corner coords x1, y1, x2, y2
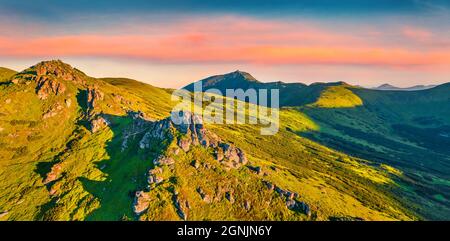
(225, 191, 235, 204)
(173, 194, 188, 220)
(153, 155, 175, 166)
(0, 211, 9, 219)
(133, 191, 150, 214)
(91, 116, 110, 133)
(178, 137, 192, 152)
(244, 200, 251, 210)
(286, 200, 296, 209)
(197, 187, 212, 203)
(191, 160, 200, 169)
(263, 181, 275, 191)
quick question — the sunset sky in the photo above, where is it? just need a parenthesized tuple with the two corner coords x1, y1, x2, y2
(0, 0, 449, 88)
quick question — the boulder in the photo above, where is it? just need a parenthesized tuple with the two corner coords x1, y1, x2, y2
(36, 76, 66, 100)
(286, 200, 296, 210)
(225, 191, 235, 204)
(44, 163, 62, 184)
(91, 116, 110, 133)
(215, 148, 224, 161)
(244, 200, 251, 211)
(217, 143, 248, 169)
(87, 87, 104, 110)
(191, 160, 200, 169)
(173, 194, 188, 221)
(148, 167, 163, 185)
(263, 181, 275, 191)
(249, 166, 262, 175)
(178, 137, 192, 152)
(197, 187, 212, 203)
(133, 191, 150, 214)
(153, 155, 175, 166)
(286, 200, 312, 217)
(0, 211, 9, 219)
(286, 191, 295, 200)
(65, 99, 72, 107)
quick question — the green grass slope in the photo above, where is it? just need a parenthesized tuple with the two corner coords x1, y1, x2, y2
(310, 85, 363, 108)
(300, 85, 450, 220)
(0, 61, 418, 220)
(0, 67, 17, 83)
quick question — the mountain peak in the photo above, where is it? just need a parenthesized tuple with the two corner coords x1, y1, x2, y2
(183, 70, 260, 91)
(376, 83, 396, 89)
(19, 60, 87, 85)
(373, 83, 437, 91)
(33, 60, 76, 75)
(310, 81, 351, 87)
(7, 60, 89, 99)
(226, 70, 258, 82)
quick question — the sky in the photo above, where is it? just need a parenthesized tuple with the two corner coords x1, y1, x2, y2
(0, 0, 449, 88)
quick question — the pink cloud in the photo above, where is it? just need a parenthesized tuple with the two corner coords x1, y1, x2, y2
(0, 16, 449, 70)
(402, 26, 433, 41)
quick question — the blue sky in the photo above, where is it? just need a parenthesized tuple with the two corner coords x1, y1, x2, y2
(0, 0, 449, 88)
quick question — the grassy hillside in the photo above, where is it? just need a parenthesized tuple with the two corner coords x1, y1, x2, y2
(310, 85, 363, 108)
(0, 67, 17, 83)
(300, 85, 450, 220)
(0, 61, 417, 220)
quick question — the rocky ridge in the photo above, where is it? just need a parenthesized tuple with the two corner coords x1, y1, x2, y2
(139, 111, 248, 169)
(133, 111, 249, 217)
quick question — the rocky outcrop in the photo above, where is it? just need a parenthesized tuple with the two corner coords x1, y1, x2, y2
(138, 118, 174, 148)
(132, 111, 250, 217)
(42, 103, 64, 119)
(133, 191, 151, 214)
(29, 60, 87, 100)
(139, 111, 248, 169)
(121, 111, 153, 152)
(86, 87, 104, 111)
(191, 160, 200, 169)
(34, 60, 85, 84)
(244, 200, 251, 211)
(216, 143, 248, 169)
(263, 181, 275, 191)
(44, 163, 62, 184)
(112, 93, 132, 106)
(153, 155, 175, 166)
(36, 76, 66, 100)
(147, 167, 163, 186)
(248, 166, 263, 175)
(225, 191, 235, 204)
(262, 180, 310, 217)
(197, 187, 212, 203)
(286, 200, 311, 217)
(172, 191, 189, 220)
(91, 116, 110, 133)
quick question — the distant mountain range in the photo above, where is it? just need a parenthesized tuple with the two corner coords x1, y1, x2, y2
(373, 83, 437, 91)
(184, 70, 448, 107)
(184, 70, 357, 107)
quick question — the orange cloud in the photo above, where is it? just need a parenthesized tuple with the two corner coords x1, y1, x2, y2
(0, 16, 449, 70)
(402, 26, 433, 42)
